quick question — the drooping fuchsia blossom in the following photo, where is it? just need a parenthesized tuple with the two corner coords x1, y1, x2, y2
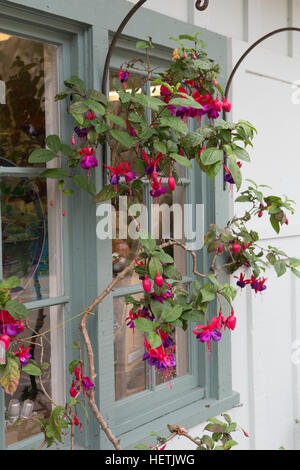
(250, 275, 267, 293)
(150, 172, 168, 198)
(193, 317, 222, 351)
(74, 112, 96, 138)
(15, 345, 32, 367)
(126, 118, 137, 137)
(119, 67, 130, 89)
(0, 309, 25, 337)
(70, 363, 94, 398)
(104, 161, 136, 185)
(224, 311, 237, 331)
(79, 147, 98, 170)
(143, 338, 176, 372)
(235, 272, 248, 288)
(142, 150, 163, 176)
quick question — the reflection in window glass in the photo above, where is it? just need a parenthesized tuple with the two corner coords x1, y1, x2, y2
(114, 294, 146, 401)
(0, 34, 62, 303)
(5, 308, 52, 447)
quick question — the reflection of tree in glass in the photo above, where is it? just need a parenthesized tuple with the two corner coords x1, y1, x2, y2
(0, 54, 45, 166)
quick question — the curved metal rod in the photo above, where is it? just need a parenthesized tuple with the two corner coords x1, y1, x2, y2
(195, 0, 209, 11)
(225, 27, 300, 98)
(102, 0, 148, 93)
(102, 0, 210, 93)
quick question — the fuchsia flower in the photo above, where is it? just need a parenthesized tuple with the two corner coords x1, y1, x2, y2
(250, 275, 267, 293)
(126, 118, 137, 137)
(70, 363, 94, 398)
(119, 68, 130, 88)
(79, 147, 98, 170)
(224, 311, 237, 331)
(0, 309, 25, 338)
(74, 112, 96, 138)
(193, 317, 222, 349)
(142, 150, 162, 176)
(15, 345, 32, 367)
(143, 338, 176, 372)
(235, 272, 248, 288)
(150, 172, 168, 198)
(104, 161, 136, 185)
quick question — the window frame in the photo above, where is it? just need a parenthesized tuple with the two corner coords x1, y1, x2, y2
(0, 3, 95, 450)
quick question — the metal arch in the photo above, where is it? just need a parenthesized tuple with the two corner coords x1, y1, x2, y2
(225, 27, 300, 98)
(102, 0, 210, 93)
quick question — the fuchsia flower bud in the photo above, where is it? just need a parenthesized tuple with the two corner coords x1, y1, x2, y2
(223, 98, 232, 112)
(71, 135, 76, 146)
(225, 311, 237, 331)
(74, 415, 79, 426)
(217, 244, 223, 254)
(285, 218, 289, 225)
(143, 275, 152, 293)
(62, 209, 66, 217)
(155, 272, 164, 288)
(258, 211, 263, 218)
(0, 332, 10, 350)
(168, 174, 176, 191)
(232, 241, 241, 254)
(50, 200, 54, 207)
(213, 80, 218, 87)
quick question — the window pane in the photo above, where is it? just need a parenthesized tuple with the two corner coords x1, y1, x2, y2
(5, 308, 52, 446)
(0, 34, 58, 167)
(114, 294, 147, 401)
(1, 174, 63, 302)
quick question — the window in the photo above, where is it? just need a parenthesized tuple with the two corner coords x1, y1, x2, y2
(0, 31, 65, 450)
(96, 33, 239, 450)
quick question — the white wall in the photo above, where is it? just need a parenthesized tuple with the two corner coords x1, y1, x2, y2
(130, 0, 300, 450)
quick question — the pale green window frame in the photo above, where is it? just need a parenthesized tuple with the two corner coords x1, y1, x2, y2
(0, 0, 239, 451)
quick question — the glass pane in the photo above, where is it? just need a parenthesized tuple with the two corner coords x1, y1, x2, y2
(0, 34, 63, 303)
(109, 71, 146, 287)
(1, 174, 63, 302)
(0, 34, 58, 167)
(5, 308, 52, 446)
(114, 294, 147, 401)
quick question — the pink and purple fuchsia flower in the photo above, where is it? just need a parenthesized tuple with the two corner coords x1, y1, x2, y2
(79, 147, 98, 170)
(14, 345, 32, 367)
(193, 317, 222, 353)
(74, 112, 96, 139)
(143, 338, 176, 373)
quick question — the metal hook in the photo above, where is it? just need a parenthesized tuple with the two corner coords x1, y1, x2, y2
(195, 0, 209, 11)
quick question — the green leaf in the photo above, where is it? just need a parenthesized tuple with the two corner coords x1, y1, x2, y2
(181, 309, 205, 322)
(228, 156, 242, 191)
(5, 300, 29, 321)
(106, 115, 126, 128)
(69, 101, 89, 114)
(223, 439, 238, 450)
(274, 260, 287, 277)
(154, 250, 174, 264)
(73, 175, 96, 196)
(1, 357, 20, 395)
(136, 41, 149, 49)
(46, 135, 61, 153)
(163, 264, 182, 280)
(110, 129, 138, 148)
(149, 257, 163, 279)
(86, 89, 108, 105)
(85, 99, 105, 115)
(22, 362, 42, 376)
(133, 94, 164, 111)
(41, 362, 50, 370)
(64, 75, 86, 93)
(231, 145, 250, 162)
(135, 444, 150, 450)
(201, 148, 223, 165)
(154, 141, 167, 154)
(160, 116, 188, 135)
(69, 360, 80, 375)
(28, 149, 56, 164)
(134, 317, 155, 332)
(148, 332, 162, 349)
(0, 276, 20, 289)
(170, 152, 193, 169)
(292, 268, 300, 278)
(161, 305, 183, 323)
(55, 91, 72, 101)
(235, 195, 251, 203)
(200, 288, 215, 303)
(40, 169, 68, 179)
(139, 231, 156, 253)
(94, 184, 115, 203)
